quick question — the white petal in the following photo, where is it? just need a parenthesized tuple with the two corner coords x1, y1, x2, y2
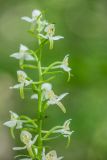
(9, 111, 19, 119)
(3, 120, 16, 128)
(24, 54, 35, 61)
(21, 17, 33, 23)
(32, 9, 41, 17)
(20, 44, 29, 52)
(10, 53, 21, 59)
(56, 102, 66, 113)
(31, 94, 38, 99)
(60, 65, 71, 72)
(10, 84, 22, 89)
(57, 93, 69, 101)
(52, 36, 64, 40)
(16, 120, 23, 129)
(13, 146, 26, 150)
(42, 83, 52, 91)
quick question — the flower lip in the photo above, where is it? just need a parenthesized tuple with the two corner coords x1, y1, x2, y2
(20, 130, 32, 145)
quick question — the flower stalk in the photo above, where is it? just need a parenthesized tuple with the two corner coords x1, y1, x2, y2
(4, 9, 73, 160)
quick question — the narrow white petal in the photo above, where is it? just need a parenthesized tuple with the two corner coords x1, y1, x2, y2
(10, 84, 22, 89)
(3, 120, 16, 128)
(10, 53, 20, 59)
(56, 102, 66, 113)
(57, 93, 69, 101)
(13, 146, 26, 150)
(21, 17, 33, 23)
(52, 36, 64, 40)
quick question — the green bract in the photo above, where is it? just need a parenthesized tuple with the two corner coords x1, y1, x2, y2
(4, 8, 73, 160)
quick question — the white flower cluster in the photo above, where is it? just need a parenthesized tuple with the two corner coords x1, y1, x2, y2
(4, 111, 23, 129)
(21, 9, 64, 49)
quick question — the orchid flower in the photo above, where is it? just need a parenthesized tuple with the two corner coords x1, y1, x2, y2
(3, 111, 23, 129)
(10, 44, 35, 66)
(21, 9, 41, 24)
(10, 70, 33, 99)
(60, 55, 71, 72)
(39, 24, 64, 49)
(13, 131, 38, 151)
(54, 119, 73, 138)
(42, 149, 63, 160)
(41, 83, 68, 113)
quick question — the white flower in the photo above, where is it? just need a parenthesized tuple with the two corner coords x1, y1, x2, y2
(13, 131, 38, 151)
(21, 9, 41, 23)
(10, 44, 35, 66)
(45, 150, 63, 160)
(39, 24, 64, 49)
(10, 70, 33, 99)
(54, 119, 73, 138)
(41, 83, 68, 113)
(60, 55, 71, 72)
(3, 111, 23, 129)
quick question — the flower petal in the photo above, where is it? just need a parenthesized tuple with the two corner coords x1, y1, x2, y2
(56, 102, 66, 113)
(10, 53, 21, 59)
(52, 36, 64, 40)
(57, 93, 69, 101)
(21, 17, 33, 23)
(10, 84, 22, 89)
(20, 44, 29, 52)
(13, 146, 26, 150)
(3, 120, 16, 128)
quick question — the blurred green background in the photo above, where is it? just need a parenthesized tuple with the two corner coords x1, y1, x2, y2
(0, 0, 107, 160)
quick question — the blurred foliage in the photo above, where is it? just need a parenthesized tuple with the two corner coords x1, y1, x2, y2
(0, 0, 107, 160)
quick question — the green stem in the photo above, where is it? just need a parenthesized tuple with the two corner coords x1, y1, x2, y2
(27, 147, 35, 159)
(37, 55, 43, 159)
